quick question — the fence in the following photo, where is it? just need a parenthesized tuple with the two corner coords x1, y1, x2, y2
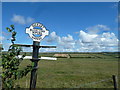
(0, 74, 118, 89)
(65, 75, 118, 89)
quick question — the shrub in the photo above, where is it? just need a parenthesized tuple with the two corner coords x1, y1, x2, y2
(1, 25, 32, 88)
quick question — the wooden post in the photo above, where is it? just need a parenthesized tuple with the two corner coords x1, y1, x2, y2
(30, 41, 40, 89)
(112, 75, 118, 90)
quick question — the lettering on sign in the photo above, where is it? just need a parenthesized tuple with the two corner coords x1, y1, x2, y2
(26, 23, 49, 42)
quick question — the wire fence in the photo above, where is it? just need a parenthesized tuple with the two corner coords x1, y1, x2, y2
(75, 78, 112, 88)
(0, 74, 118, 89)
(64, 76, 117, 90)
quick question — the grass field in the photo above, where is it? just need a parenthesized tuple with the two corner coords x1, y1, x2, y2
(14, 52, 118, 88)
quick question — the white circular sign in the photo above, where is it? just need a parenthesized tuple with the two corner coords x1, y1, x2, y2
(26, 23, 49, 42)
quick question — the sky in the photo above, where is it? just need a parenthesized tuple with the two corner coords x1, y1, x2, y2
(1, 2, 119, 52)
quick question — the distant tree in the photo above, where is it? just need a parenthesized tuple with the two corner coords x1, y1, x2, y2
(1, 25, 32, 88)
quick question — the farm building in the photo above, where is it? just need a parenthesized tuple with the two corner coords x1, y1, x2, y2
(53, 54, 71, 58)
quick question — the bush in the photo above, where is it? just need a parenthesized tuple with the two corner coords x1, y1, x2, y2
(1, 25, 32, 88)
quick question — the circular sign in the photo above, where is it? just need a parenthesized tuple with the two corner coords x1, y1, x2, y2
(26, 23, 49, 42)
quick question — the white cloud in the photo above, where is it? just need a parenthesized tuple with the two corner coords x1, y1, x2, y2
(11, 14, 34, 25)
(11, 14, 25, 24)
(46, 32, 75, 49)
(86, 24, 110, 34)
(79, 30, 98, 43)
(43, 29, 119, 52)
(61, 34, 74, 43)
(58, 34, 75, 49)
(97, 24, 110, 30)
(100, 32, 119, 46)
(45, 32, 75, 51)
(78, 30, 119, 52)
(45, 32, 60, 43)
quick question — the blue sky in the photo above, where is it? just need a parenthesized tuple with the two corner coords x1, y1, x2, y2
(2, 2, 119, 52)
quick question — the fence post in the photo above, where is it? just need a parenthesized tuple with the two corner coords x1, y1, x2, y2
(112, 75, 118, 90)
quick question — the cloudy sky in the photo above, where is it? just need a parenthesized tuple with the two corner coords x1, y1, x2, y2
(1, 2, 119, 52)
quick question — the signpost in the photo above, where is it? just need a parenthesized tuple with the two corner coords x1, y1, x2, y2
(26, 23, 49, 42)
(14, 23, 56, 89)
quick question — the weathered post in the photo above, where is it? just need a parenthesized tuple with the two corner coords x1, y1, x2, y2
(112, 75, 118, 90)
(30, 41, 40, 88)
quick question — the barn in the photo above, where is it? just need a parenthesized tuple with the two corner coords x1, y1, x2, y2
(53, 54, 71, 58)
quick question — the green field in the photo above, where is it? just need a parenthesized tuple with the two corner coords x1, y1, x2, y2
(14, 52, 118, 88)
